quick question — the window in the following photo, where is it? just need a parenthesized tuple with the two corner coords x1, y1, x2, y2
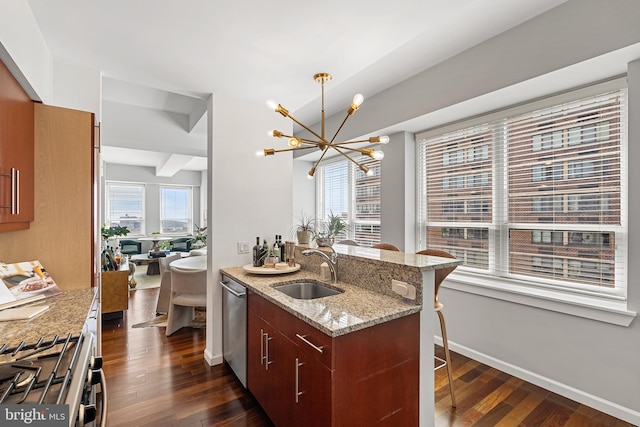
(160, 186, 192, 234)
(417, 82, 626, 300)
(106, 182, 145, 235)
(316, 156, 381, 246)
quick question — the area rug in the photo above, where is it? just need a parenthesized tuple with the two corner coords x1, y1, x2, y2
(128, 268, 161, 290)
(131, 309, 206, 329)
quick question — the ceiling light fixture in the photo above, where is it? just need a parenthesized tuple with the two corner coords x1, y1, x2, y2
(260, 73, 389, 179)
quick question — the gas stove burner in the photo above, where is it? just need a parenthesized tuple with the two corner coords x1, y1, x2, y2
(0, 360, 34, 382)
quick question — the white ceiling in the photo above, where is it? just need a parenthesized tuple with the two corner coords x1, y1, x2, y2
(26, 0, 568, 174)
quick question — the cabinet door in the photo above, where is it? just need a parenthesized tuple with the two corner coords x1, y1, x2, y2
(247, 310, 297, 427)
(0, 58, 34, 229)
(296, 350, 332, 427)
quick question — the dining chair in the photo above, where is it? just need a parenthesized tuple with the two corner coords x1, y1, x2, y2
(416, 249, 458, 407)
(169, 237, 192, 252)
(155, 253, 181, 314)
(119, 239, 142, 255)
(372, 243, 400, 251)
(166, 266, 207, 336)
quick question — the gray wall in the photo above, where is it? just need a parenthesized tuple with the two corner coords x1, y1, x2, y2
(294, 0, 640, 423)
(103, 163, 203, 252)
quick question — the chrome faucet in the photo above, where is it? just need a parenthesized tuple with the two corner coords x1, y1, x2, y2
(302, 247, 338, 283)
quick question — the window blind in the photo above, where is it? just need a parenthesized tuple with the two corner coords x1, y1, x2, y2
(160, 186, 192, 234)
(106, 182, 145, 235)
(417, 82, 626, 297)
(316, 156, 381, 246)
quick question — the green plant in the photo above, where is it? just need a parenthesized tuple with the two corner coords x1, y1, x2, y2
(313, 211, 348, 239)
(190, 224, 207, 244)
(159, 240, 172, 250)
(292, 211, 316, 232)
(101, 224, 130, 240)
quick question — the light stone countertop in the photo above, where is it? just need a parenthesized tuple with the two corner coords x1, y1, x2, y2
(221, 249, 460, 338)
(221, 266, 420, 337)
(0, 287, 97, 348)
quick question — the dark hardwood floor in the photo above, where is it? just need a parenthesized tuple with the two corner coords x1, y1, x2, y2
(101, 288, 634, 427)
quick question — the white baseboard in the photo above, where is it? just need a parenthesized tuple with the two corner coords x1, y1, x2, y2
(203, 349, 223, 367)
(436, 338, 640, 426)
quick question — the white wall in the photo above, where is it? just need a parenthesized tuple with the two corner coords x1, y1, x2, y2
(294, 0, 640, 423)
(206, 94, 293, 364)
(380, 131, 415, 252)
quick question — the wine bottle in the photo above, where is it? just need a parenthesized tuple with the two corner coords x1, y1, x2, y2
(273, 236, 280, 260)
(277, 235, 285, 262)
(261, 239, 269, 265)
(252, 237, 262, 267)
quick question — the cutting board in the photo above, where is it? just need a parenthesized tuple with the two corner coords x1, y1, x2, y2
(0, 305, 49, 321)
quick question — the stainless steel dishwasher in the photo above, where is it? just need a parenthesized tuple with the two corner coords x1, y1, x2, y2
(220, 275, 247, 387)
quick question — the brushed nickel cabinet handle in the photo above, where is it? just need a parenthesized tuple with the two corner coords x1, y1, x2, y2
(296, 333, 323, 353)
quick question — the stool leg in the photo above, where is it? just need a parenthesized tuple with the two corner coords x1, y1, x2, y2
(437, 309, 456, 407)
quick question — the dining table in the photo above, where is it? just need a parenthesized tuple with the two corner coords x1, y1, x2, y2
(170, 255, 207, 272)
(138, 235, 172, 252)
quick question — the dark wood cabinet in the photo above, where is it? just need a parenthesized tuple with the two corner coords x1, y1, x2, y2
(247, 290, 420, 426)
(0, 58, 34, 232)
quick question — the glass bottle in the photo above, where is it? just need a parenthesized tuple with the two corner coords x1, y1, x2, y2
(252, 237, 262, 267)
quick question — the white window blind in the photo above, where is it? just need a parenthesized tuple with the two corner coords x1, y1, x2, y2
(316, 156, 381, 246)
(417, 81, 627, 298)
(160, 186, 192, 234)
(106, 182, 145, 235)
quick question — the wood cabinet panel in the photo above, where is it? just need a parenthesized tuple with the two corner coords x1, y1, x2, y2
(247, 291, 419, 426)
(0, 104, 95, 289)
(0, 58, 34, 231)
(101, 270, 129, 314)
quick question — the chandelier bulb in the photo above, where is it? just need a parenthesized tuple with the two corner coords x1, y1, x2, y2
(372, 150, 385, 160)
(366, 169, 374, 176)
(266, 99, 278, 111)
(352, 94, 364, 107)
(288, 137, 301, 147)
(379, 135, 390, 144)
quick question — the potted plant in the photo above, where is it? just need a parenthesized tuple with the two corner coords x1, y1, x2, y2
(101, 225, 130, 251)
(292, 211, 316, 244)
(190, 224, 207, 249)
(313, 212, 348, 247)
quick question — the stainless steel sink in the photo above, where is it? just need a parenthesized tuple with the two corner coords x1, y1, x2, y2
(274, 281, 343, 300)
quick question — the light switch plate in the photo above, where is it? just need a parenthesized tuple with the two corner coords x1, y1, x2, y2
(237, 241, 250, 254)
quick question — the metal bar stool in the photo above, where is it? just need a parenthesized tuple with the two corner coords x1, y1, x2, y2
(416, 249, 458, 407)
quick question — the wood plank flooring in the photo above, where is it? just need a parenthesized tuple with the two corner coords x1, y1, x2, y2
(101, 288, 634, 427)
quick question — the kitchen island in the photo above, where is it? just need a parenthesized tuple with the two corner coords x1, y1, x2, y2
(221, 245, 461, 426)
(0, 287, 97, 347)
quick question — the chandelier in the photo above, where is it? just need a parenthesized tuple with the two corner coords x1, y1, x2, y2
(261, 73, 389, 178)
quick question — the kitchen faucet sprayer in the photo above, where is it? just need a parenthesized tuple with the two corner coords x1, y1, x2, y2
(302, 247, 338, 283)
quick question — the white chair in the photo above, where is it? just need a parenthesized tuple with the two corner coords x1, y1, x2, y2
(189, 248, 207, 256)
(155, 253, 181, 314)
(165, 267, 207, 336)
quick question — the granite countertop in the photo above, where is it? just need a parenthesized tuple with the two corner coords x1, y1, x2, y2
(221, 266, 422, 338)
(0, 287, 97, 348)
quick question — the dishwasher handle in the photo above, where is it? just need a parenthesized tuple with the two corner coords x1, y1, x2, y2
(220, 280, 246, 298)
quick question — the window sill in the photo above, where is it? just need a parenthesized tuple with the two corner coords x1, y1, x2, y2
(444, 271, 637, 326)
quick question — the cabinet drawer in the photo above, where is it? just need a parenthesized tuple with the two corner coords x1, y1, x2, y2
(248, 291, 333, 368)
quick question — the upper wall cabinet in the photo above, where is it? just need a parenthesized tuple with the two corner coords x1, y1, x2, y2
(0, 59, 35, 232)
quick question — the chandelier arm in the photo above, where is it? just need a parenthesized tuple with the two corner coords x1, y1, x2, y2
(332, 139, 380, 145)
(271, 146, 323, 154)
(329, 112, 352, 143)
(309, 147, 332, 175)
(285, 113, 330, 145)
(332, 146, 366, 168)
